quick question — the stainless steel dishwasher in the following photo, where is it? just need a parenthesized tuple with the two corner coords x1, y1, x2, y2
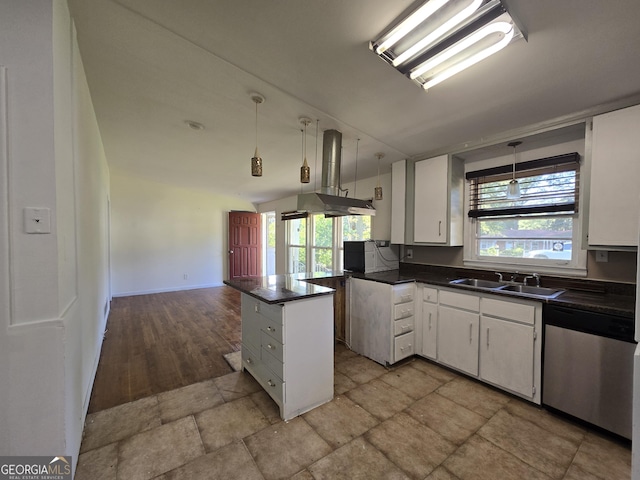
(543, 304, 636, 439)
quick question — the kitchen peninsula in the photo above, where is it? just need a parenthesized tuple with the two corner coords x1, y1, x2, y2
(224, 274, 335, 420)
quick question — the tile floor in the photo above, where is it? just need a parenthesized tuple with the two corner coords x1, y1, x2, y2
(75, 344, 631, 480)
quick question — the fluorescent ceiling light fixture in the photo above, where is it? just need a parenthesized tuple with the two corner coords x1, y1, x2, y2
(375, 0, 450, 55)
(416, 22, 514, 89)
(370, 0, 526, 90)
(392, 0, 483, 67)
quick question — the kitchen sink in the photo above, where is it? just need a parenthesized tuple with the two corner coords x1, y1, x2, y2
(448, 278, 565, 299)
(449, 278, 506, 289)
(498, 284, 565, 298)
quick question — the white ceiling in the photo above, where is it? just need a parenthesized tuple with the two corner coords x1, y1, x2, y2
(68, 0, 640, 204)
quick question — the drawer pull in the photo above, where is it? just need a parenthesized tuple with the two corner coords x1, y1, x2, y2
(400, 343, 412, 352)
(267, 343, 275, 350)
(267, 380, 276, 387)
(401, 324, 410, 331)
(246, 357, 252, 364)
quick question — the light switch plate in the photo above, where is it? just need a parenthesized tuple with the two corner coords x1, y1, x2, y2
(24, 207, 51, 234)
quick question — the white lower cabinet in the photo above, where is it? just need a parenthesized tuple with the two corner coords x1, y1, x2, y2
(350, 278, 415, 365)
(437, 292, 480, 376)
(480, 316, 534, 398)
(416, 285, 438, 360)
(479, 296, 540, 402)
(417, 283, 542, 404)
(241, 293, 334, 420)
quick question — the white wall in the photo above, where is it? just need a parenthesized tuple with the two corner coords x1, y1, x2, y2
(110, 170, 256, 296)
(0, 0, 111, 465)
(257, 172, 392, 274)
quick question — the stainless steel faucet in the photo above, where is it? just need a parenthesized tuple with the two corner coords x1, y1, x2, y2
(524, 273, 541, 287)
(495, 272, 503, 282)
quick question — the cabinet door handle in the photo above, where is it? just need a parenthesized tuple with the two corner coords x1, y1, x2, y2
(428, 312, 432, 329)
(267, 326, 275, 332)
(487, 328, 490, 347)
(246, 357, 252, 364)
(469, 323, 473, 343)
(267, 380, 275, 387)
(438, 220, 442, 236)
(267, 343, 275, 350)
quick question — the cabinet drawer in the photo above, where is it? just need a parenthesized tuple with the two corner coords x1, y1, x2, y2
(439, 290, 480, 312)
(394, 332, 415, 362)
(261, 347, 284, 382)
(261, 317, 284, 344)
(422, 286, 438, 303)
(261, 331, 284, 363)
(257, 300, 283, 323)
(262, 368, 285, 405)
(394, 316, 415, 336)
(393, 284, 414, 304)
(242, 344, 261, 371)
(482, 297, 535, 325)
(394, 302, 415, 320)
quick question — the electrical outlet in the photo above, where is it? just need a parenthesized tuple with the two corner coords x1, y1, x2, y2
(183, 273, 189, 280)
(406, 248, 413, 259)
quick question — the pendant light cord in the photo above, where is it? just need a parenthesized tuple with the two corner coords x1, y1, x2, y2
(314, 119, 319, 191)
(255, 101, 258, 150)
(354, 138, 360, 199)
(300, 128, 304, 193)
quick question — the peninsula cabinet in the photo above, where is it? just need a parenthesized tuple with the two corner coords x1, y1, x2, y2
(588, 103, 640, 248)
(240, 293, 334, 421)
(413, 154, 464, 245)
(350, 278, 415, 366)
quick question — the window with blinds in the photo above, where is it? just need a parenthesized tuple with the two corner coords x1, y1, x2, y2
(466, 152, 581, 263)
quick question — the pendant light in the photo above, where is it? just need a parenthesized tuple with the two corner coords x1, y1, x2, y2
(506, 141, 522, 199)
(250, 93, 265, 177)
(374, 152, 384, 200)
(299, 117, 311, 183)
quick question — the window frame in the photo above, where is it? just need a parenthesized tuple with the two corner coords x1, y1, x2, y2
(463, 152, 587, 276)
(285, 214, 372, 274)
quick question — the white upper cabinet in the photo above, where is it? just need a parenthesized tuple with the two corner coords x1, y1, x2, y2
(413, 154, 464, 245)
(391, 160, 406, 245)
(588, 104, 640, 248)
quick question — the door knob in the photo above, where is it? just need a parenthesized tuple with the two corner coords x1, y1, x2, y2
(229, 250, 234, 254)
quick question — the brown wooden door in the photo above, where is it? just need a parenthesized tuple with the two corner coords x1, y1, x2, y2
(228, 211, 262, 279)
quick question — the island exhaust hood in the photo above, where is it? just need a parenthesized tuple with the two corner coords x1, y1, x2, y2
(285, 129, 376, 220)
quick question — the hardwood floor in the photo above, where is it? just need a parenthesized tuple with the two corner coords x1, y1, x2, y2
(88, 286, 242, 413)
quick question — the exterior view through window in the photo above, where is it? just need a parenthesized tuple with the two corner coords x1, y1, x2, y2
(467, 153, 579, 266)
(287, 214, 371, 273)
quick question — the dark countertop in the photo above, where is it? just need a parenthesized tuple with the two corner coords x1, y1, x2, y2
(348, 267, 636, 318)
(224, 271, 341, 304)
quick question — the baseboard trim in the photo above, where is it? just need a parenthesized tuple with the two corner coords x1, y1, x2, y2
(112, 283, 224, 297)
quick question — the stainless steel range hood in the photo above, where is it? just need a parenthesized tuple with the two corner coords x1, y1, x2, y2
(297, 192, 375, 216)
(293, 129, 375, 218)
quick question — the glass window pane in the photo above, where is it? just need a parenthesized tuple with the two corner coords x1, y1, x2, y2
(313, 248, 332, 273)
(342, 215, 371, 241)
(313, 214, 333, 247)
(477, 216, 572, 259)
(289, 247, 307, 273)
(289, 217, 306, 246)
